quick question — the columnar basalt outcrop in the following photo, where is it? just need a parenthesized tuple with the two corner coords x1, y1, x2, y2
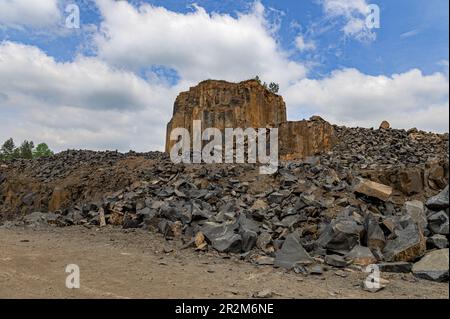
(165, 79, 336, 159)
(279, 117, 336, 160)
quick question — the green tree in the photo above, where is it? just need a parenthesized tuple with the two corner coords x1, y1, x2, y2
(0, 138, 17, 160)
(19, 140, 34, 159)
(268, 82, 279, 94)
(33, 143, 54, 158)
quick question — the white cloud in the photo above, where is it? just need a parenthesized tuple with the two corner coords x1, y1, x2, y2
(0, 0, 60, 29)
(0, 41, 178, 152)
(93, 0, 307, 87)
(400, 29, 420, 39)
(294, 35, 316, 52)
(284, 68, 449, 132)
(0, 1, 448, 155)
(321, 0, 376, 41)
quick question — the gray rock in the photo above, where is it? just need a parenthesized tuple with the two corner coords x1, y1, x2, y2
(377, 262, 412, 273)
(200, 221, 242, 253)
(425, 186, 449, 211)
(412, 249, 449, 282)
(345, 245, 377, 266)
(256, 232, 273, 253)
(316, 216, 364, 254)
(383, 223, 426, 262)
(212, 232, 242, 253)
(274, 231, 313, 269)
(427, 234, 448, 249)
(366, 215, 386, 250)
(403, 200, 427, 231)
(325, 254, 348, 268)
(23, 212, 47, 225)
(427, 211, 449, 235)
(267, 192, 285, 204)
(309, 264, 324, 275)
(21, 192, 35, 206)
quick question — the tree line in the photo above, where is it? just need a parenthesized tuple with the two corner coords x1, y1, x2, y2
(0, 138, 54, 160)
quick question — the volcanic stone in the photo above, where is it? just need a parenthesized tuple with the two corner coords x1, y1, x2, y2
(316, 217, 364, 253)
(427, 234, 448, 249)
(427, 211, 449, 235)
(403, 200, 427, 231)
(377, 262, 412, 273)
(425, 186, 449, 211)
(345, 245, 377, 266)
(383, 223, 426, 262)
(353, 178, 393, 202)
(274, 231, 313, 269)
(412, 249, 449, 282)
(324, 254, 348, 268)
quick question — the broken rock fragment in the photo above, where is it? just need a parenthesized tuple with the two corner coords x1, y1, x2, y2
(316, 216, 364, 254)
(403, 200, 427, 231)
(412, 248, 449, 282)
(345, 245, 377, 266)
(353, 178, 393, 202)
(425, 186, 449, 211)
(427, 211, 449, 235)
(274, 231, 313, 270)
(383, 223, 426, 262)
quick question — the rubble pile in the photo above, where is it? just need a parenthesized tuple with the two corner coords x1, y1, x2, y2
(0, 134, 448, 282)
(0, 79, 448, 284)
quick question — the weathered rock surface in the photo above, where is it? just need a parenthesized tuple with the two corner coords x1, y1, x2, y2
(383, 223, 426, 262)
(165, 79, 336, 159)
(353, 178, 393, 201)
(274, 231, 313, 269)
(426, 186, 449, 211)
(165, 79, 287, 153)
(279, 117, 336, 160)
(412, 249, 449, 282)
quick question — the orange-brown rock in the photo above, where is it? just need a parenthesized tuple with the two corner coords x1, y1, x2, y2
(165, 79, 286, 152)
(279, 117, 335, 160)
(165, 79, 336, 159)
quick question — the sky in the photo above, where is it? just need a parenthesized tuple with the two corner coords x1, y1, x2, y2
(0, 0, 448, 152)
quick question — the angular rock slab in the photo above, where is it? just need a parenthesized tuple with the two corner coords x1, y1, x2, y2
(425, 186, 449, 211)
(383, 223, 426, 262)
(201, 221, 242, 253)
(412, 249, 449, 282)
(403, 200, 427, 231)
(316, 217, 364, 253)
(427, 211, 449, 235)
(377, 262, 412, 273)
(345, 245, 377, 266)
(353, 178, 393, 202)
(274, 231, 313, 270)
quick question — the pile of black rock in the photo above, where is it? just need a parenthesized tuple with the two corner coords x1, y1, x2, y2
(1, 125, 448, 283)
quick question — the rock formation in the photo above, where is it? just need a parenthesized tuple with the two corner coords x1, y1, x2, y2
(165, 79, 335, 159)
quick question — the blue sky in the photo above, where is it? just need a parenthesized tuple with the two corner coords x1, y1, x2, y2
(4, 0, 448, 76)
(0, 0, 448, 151)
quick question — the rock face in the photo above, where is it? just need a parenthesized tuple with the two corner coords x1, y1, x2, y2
(165, 79, 335, 159)
(279, 117, 336, 160)
(412, 249, 449, 282)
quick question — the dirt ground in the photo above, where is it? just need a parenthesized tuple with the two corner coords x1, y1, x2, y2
(0, 225, 448, 299)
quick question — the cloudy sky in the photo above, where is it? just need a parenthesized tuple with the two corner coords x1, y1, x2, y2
(0, 0, 448, 152)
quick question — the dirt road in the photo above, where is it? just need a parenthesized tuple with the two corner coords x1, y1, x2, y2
(0, 226, 448, 299)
